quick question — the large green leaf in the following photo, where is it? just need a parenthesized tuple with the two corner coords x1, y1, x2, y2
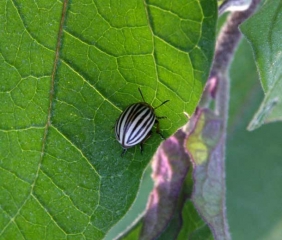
(0, 0, 216, 239)
(240, 0, 282, 130)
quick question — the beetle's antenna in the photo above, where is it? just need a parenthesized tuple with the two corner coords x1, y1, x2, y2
(138, 88, 146, 102)
(154, 100, 169, 109)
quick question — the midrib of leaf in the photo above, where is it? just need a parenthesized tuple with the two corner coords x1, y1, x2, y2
(35, 0, 68, 189)
(0, 1, 69, 236)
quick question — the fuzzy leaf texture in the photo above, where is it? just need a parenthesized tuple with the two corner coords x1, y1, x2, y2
(186, 108, 230, 240)
(0, 0, 216, 239)
(240, 0, 282, 130)
(140, 129, 191, 240)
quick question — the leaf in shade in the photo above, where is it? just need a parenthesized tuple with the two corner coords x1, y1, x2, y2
(185, 108, 231, 240)
(177, 200, 213, 240)
(155, 205, 183, 240)
(140, 129, 191, 240)
(240, 0, 282, 130)
(227, 37, 282, 240)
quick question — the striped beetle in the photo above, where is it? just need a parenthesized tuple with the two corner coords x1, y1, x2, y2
(115, 88, 169, 156)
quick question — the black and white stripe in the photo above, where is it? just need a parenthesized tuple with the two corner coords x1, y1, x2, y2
(115, 102, 156, 149)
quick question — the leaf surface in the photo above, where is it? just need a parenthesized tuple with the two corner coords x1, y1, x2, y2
(185, 108, 230, 240)
(0, 0, 216, 239)
(227, 37, 282, 240)
(240, 0, 282, 130)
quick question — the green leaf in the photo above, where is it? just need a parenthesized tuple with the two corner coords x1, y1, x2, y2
(240, 0, 282, 130)
(227, 37, 282, 240)
(0, 0, 216, 239)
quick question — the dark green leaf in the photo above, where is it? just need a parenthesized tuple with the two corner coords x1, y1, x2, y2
(177, 200, 213, 240)
(240, 0, 282, 130)
(227, 38, 282, 240)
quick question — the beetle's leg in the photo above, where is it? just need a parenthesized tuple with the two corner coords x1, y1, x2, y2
(140, 130, 152, 154)
(156, 116, 166, 119)
(121, 148, 127, 157)
(155, 119, 165, 139)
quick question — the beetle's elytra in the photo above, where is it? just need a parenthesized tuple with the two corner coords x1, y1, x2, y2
(115, 88, 169, 156)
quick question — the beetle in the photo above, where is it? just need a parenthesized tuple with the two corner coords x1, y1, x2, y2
(115, 88, 169, 156)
